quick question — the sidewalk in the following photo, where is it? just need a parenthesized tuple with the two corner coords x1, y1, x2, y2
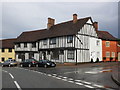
(111, 62, 120, 86)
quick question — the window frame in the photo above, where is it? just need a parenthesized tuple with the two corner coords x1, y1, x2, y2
(67, 50, 74, 60)
(111, 52, 115, 58)
(32, 42, 36, 48)
(43, 39, 47, 45)
(50, 38, 56, 45)
(24, 43, 27, 48)
(8, 48, 12, 52)
(67, 35, 73, 43)
(106, 41, 110, 47)
(106, 51, 110, 57)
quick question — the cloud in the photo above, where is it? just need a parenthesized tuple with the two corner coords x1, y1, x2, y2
(1, 2, 118, 39)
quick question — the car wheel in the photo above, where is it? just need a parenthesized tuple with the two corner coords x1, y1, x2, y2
(28, 64, 31, 67)
(2, 65, 3, 67)
(20, 64, 23, 67)
(9, 64, 11, 67)
(44, 64, 47, 68)
(36, 64, 39, 67)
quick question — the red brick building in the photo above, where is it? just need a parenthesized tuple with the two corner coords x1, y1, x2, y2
(97, 31, 118, 62)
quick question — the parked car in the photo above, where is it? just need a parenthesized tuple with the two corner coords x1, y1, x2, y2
(1, 59, 18, 67)
(19, 59, 39, 67)
(37, 59, 56, 68)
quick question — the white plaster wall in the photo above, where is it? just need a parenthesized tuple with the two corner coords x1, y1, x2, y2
(89, 37, 102, 62)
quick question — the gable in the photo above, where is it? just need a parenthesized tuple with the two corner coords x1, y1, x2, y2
(86, 19, 93, 24)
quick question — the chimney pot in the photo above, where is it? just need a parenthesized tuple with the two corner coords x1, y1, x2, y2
(47, 18, 55, 29)
(73, 14, 77, 23)
(93, 22, 98, 31)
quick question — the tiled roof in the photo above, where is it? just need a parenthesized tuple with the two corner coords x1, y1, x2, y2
(0, 38, 16, 48)
(15, 17, 91, 43)
(97, 31, 118, 41)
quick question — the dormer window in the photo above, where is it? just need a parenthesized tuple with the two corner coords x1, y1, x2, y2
(67, 35, 73, 43)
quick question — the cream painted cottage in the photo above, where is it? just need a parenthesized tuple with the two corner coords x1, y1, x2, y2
(15, 14, 102, 64)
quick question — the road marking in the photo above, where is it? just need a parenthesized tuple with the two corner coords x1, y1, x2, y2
(75, 82, 84, 85)
(75, 80, 82, 82)
(84, 85, 95, 88)
(85, 71, 99, 74)
(68, 78, 73, 80)
(2, 70, 8, 73)
(55, 77, 62, 80)
(61, 79, 67, 81)
(53, 74, 57, 76)
(14, 81, 21, 90)
(80, 81, 91, 85)
(68, 80, 74, 83)
(47, 74, 52, 76)
(92, 84, 104, 88)
(63, 77, 67, 79)
(9, 73, 14, 79)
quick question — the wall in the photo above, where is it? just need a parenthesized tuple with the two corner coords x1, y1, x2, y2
(0, 49, 15, 62)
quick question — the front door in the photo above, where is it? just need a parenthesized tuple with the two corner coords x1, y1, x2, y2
(42, 51, 46, 60)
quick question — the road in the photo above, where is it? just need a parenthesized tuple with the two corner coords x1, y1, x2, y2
(1, 62, 120, 89)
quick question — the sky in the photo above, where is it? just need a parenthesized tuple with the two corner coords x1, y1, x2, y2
(0, 1, 119, 39)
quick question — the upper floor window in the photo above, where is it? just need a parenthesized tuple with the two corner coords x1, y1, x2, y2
(106, 41, 110, 47)
(112, 52, 115, 57)
(59, 50, 64, 55)
(50, 38, 56, 44)
(43, 39, 47, 45)
(8, 48, 12, 52)
(16, 43, 20, 48)
(106, 51, 110, 57)
(24, 43, 27, 48)
(2, 48, 5, 52)
(96, 40, 100, 46)
(32, 43, 36, 48)
(67, 36, 73, 43)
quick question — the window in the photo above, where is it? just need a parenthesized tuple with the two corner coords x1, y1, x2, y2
(32, 43, 36, 48)
(43, 39, 47, 45)
(51, 50, 59, 59)
(17, 44, 20, 48)
(67, 50, 74, 59)
(59, 50, 64, 55)
(8, 48, 12, 52)
(9, 58, 12, 59)
(50, 38, 56, 44)
(106, 51, 110, 57)
(106, 41, 110, 47)
(24, 43, 27, 48)
(47, 50, 50, 55)
(112, 52, 115, 57)
(67, 36, 73, 43)
(96, 40, 100, 46)
(2, 49, 4, 52)
(2, 58, 5, 61)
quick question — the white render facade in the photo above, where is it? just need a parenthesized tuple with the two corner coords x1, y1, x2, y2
(15, 16, 102, 63)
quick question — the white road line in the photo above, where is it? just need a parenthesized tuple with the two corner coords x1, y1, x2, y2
(55, 77, 62, 80)
(68, 78, 73, 80)
(61, 79, 67, 81)
(75, 82, 84, 85)
(14, 81, 22, 90)
(47, 74, 52, 76)
(53, 74, 57, 76)
(84, 85, 95, 88)
(9, 73, 14, 79)
(63, 77, 67, 79)
(92, 84, 104, 88)
(80, 81, 91, 85)
(2, 70, 8, 73)
(68, 80, 74, 83)
(75, 80, 82, 82)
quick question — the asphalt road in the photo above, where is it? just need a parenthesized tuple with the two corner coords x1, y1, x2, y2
(1, 62, 120, 89)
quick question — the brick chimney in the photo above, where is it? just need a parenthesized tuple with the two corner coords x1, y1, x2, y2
(73, 14, 77, 23)
(93, 22, 98, 31)
(47, 18, 55, 29)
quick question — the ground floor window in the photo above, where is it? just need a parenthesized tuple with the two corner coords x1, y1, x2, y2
(51, 50, 59, 60)
(106, 51, 110, 57)
(111, 52, 115, 58)
(67, 50, 74, 59)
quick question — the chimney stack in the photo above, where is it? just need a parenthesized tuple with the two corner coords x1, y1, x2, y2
(47, 18, 55, 29)
(73, 14, 77, 23)
(93, 22, 98, 31)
